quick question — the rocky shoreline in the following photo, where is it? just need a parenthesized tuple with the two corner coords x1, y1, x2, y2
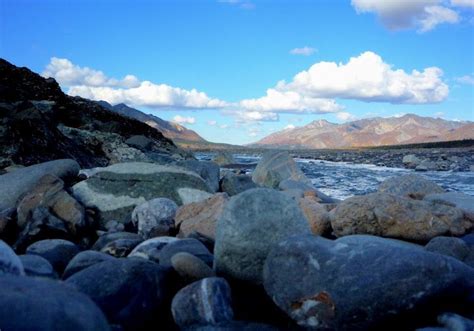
(1, 151, 474, 331)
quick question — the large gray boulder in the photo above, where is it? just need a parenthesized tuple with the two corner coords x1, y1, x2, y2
(263, 234, 474, 331)
(0, 240, 24, 276)
(0, 159, 80, 210)
(330, 193, 469, 241)
(214, 188, 311, 284)
(252, 151, 310, 189)
(178, 160, 220, 193)
(72, 162, 212, 226)
(424, 192, 474, 221)
(0, 275, 110, 331)
(378, 174, 444, 199)
(220, 173, 258, 196)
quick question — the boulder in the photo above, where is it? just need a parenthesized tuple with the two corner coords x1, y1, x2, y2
(214, 188, 311, 283)
(19, 254, 57, 278)
(279, 179, 338, 203)
(252, 151, 311, 189)
(378, 174, 444, 199)
(158, 238, 213, 267)
(402, 154, 422, 168)
(212, 152, 235, 166)
(92, 231, 142, 251)
(171, 252, 215, 282)
(66, 258, 173, 330)
(263, 234, 474, 330)
(330, 193, 469, 241)
(26, 239, 80, 274)
(131, 198, 178, 238)
(0, 275, 110, 331)
(298, 197, 331, 235)
(16, 174, 86, 235)
(63, 250, 116, 279)
(178, 160, 220, 193)
(425, 236, 471, 265)
(424, 192, 474, 221)
(128, 236, 178, 262)
(416, 160, 438, 172)
(0, 239, 24, 275)
(125, 135, 154, 151)
(175, 193, 229, 240)
(171, 277, 234, 327)
(220, 173, 258, 196)
(72, 162, 212, 226)
(0, 159, 80, 210)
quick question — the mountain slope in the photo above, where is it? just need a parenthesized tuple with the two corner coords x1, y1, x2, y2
(253, 114, 474, 149)
(97, 101, 206, 143)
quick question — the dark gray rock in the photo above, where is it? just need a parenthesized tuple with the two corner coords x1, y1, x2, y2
(127, 236, 178, 262)
(92, 231, 142, 251)
(0, 239, 24, 275)
(425, 236, 470, 262)
(100, 238, 142, 257)
(220, 172, 258, 196)
(66, 258, 173, 330)
(125, 135, 154, 151)
(263, 234, 474, 330)
(214, 188, 311, 284)
(19, 254, 57, 278)
(171, 252, 215, 282)
(26, 239, 80, 274)
(279, 179, 339, 203)
(171, 277, 233, 327)
(131, 198, 178, 239)
(0, 275, 109, 331)
(159, 238, 213, 267)
(437, 313, 474, 331)
(0, 159, 80, 210)
(63, 250, 116, 279)
(378, 174, 444, 199)
(178, 160, 220, 193)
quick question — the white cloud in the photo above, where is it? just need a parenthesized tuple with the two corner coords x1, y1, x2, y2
(336, 112, 357, 121)
(248, 127, 261, 137)
(43, 57, 227, 110)
(282, 51, 449, 104)
(172, 115, 196, 125)
(284, 124, 296, 130)
(451, 0, 474, 8)
(290, 46, 317, 56)
(232, 110, 279, 122)
(207, 120, 217, 126)
(351, 0, 459, 32)
(456, 74, 474, 85)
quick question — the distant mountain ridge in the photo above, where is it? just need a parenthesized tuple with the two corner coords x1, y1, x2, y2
(253, 114, 474, 149)
(97, 101, 206, 143)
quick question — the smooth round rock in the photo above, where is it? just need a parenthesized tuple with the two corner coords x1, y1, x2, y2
(92, 232, 142, 251)
(128, 236, 179, 262)
(26, 239, 80, 274)
(425, 236, 470, 262)
(159, 238, 213, 267)
(19, 254, 56, 278)
(0, 239, 24, 276)
(63, 250, 116, 279)
(214, 188, 311, 284)
(66, 258, 173, 330)
(263, 234, 474, 330)
(171, 252, 215, 282)
(131, 198, 178, 239)
(0, 275, 110, 331)
(171, 277, 233, 327)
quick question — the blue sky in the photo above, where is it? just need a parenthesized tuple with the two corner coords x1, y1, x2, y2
(1, 0, 473, 144)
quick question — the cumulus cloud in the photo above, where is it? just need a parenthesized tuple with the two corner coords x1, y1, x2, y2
(172, 115, 196, 125)
(284, 124, 296, 130)
(290, 46, 317, 56)
(43, 57, 227, 110)
(451, 0, 474, 8)
(336, 112, 357, 121)
(281, 51, 449, 104)
(456, 74, 474, 84)
(351, 0, 459, 32)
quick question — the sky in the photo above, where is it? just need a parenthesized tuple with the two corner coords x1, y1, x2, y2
(1, 0, 473, 145)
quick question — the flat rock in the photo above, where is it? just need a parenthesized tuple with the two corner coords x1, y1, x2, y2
(176, 193, 229, 240)
(263, 234, 474, 330)
(0, 275, 110, 331)
(132, 198, 178, 238)
(19, 254, 57, 278)
(214, 188, 311, 284)
(252, 151, 311, 188)
(0, 159, 80, 210)
(424, 192, 474, 221)
(72, 162, 212, 226)
(330, 192, 470, 241)
(66, 258, 173, 330)
(378, 174, 444, 199)
(63, 250, 116, 279)
(171, 277, 234, 327)
(26, 239, 80, 274)
(0, 239, 24, 275)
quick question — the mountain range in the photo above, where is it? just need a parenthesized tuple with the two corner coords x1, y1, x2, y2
(253, 115, 474, 149)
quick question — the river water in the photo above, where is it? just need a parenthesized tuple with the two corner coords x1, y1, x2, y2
(197, 153, 474, 200)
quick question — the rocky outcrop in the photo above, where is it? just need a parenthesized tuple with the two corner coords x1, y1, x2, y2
(330, 193, 470, 241)
(378, 174, 445, 199)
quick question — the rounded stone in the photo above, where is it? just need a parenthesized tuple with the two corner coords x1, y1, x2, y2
(63, 250, 116, 279)
(425, 236, 470, 262)
(171, 252, 215, 282)
(159, 238, 213, 267)
(214, 188, 311, 283)
(0, 239, 24, 276)
(25, 239, 80, 274)
(19, 254, 57, 278)
(378, 174, 444, 199)
(131, 198, 178, 239)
